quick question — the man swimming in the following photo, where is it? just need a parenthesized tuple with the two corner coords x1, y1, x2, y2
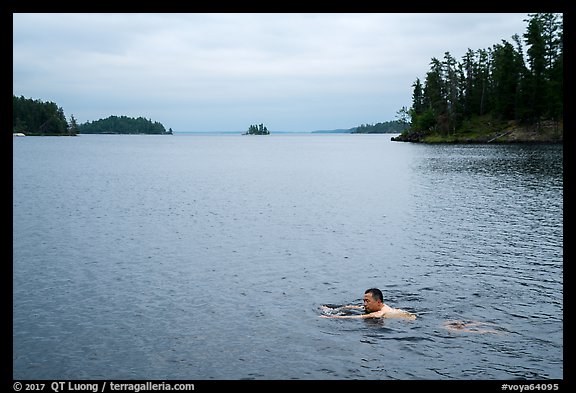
(320, 288, 417, 320)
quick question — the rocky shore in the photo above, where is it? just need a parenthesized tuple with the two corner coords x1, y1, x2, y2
(392, 119, 563, 144)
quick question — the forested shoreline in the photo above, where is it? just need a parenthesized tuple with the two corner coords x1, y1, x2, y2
(394, 13, 563, 143)
(12, 96, 75, 136)
(12, 96, 171, 136)
(13, 14, 562, 142)
(352, 120, 409, 134)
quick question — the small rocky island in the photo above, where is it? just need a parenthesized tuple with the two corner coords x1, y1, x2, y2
(243, 123, 270, 135)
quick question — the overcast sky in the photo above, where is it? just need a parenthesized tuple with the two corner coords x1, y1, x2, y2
(13, 13, 531, 132)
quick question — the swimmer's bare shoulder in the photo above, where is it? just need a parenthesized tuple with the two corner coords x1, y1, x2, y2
(380, 308, 417, 320)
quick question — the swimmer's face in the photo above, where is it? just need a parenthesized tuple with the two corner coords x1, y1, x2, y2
(363, 293, 381, 313)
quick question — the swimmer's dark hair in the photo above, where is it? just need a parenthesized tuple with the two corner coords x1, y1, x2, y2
(365, 288, 383, 303)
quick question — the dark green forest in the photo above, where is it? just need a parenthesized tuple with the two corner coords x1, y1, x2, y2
(78, 116, 171, 134)
(352, 120, 410, 134)
(244, 123, 270, 135)
(12, 95, 171, 136)
(397, 13, 563, 142)
(13, 95, 74, 135)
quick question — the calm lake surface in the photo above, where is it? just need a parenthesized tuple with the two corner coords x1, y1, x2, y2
(13, 134, 563, 380)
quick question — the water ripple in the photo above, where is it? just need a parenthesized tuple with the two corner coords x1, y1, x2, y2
(13, 136, 562, 379)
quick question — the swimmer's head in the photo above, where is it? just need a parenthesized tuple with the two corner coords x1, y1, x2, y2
(363, 288, 384, 313)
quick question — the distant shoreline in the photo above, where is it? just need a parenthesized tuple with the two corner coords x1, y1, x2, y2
(173, 130, 401, 135)
(175, 131, 328, 135)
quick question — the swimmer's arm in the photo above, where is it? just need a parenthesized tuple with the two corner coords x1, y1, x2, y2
(320, 304, 362, 312)
(322, 310, 417, 319)
(320, 312, 379, 319)
(338, 305, 363, 310)
(320, 312, 417, 320)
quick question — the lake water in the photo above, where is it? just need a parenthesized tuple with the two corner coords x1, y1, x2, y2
(13, 134, 563, 380)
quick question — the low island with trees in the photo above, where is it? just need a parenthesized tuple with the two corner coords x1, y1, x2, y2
(78, 115, 172, 135)
(244, 123, 270, 135)
(13, 95, 172, 136)
(352, 119, 409, 134)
